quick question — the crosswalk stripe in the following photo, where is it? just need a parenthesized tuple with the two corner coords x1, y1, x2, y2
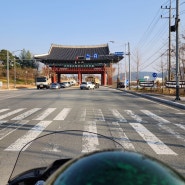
(111, 109, 127, 122)
(82, 121, 99, 153)
(141, 110, 170, 123)
(125, 110, 177, 155)
(0, 109, 9, 113)
(79, 108, 86, 121)
(5, 121, 52, 151)
(130, 122, 177, 155)
(0, 120, 8, 125)
(175, 124, 185, 131)
(12, 108, 41, 120)
(0, 107, 180, 156)
(142, 110, 185, 143)
(125, 110, 143, 122)
(54, 108, 71, 120)
(94, 109, 105, 121)
(33, 108, 56, 120)
(0, 109, 25, 120)
(0, 120, 29, 140)
(108, 122, 135, 150)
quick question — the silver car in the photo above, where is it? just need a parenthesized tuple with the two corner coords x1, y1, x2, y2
(50, 83, 60, 89)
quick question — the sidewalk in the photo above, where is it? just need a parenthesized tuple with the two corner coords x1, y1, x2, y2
(124, 90, 185, 110)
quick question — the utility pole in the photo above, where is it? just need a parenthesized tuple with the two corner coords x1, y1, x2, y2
(161, 0, 174, 81)
(128, 42, 131, 90)
(175, 0, 180, 100)
(117, 56, 120, 88)
(7, 50, 10, 89)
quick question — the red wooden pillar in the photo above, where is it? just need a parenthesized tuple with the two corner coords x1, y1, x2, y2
(57, 73, 60, 83)
(52, 74, 57, 83)
(103, 71, 106, 86)
(78, 71, 82, 84)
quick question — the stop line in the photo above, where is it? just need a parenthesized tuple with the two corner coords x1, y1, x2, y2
(0, 107, 184, 155)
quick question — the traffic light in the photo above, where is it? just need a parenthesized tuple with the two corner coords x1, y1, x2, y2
(170, 25, 176, 32)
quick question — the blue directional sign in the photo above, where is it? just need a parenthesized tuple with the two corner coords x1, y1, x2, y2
(93, 53, 98, 59)
(86, 54, 90, 60)
(114, 52, 124, 56)
(126, 79, 129, 85)
(152, 73, 157, 78)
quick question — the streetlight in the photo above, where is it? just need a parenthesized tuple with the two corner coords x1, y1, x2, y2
(109, 41, 131, 89)
(126, 42, 131, 90)
(109, 41, 122, 88)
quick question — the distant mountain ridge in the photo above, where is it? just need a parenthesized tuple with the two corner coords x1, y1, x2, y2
(113, 71, 167, 81)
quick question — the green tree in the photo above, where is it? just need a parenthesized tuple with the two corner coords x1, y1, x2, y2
(19, 49, 38, 68)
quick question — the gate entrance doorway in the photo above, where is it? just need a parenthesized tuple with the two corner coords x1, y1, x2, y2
(34, 44, 123, 85)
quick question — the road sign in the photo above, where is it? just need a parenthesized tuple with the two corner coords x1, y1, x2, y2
(139, 81, 154, 87)
(93, 53, 98, 59)
(114, 52, 124, 56)
(166, 81, 185, 88)
(86, 54, 90, 60)
(152, 73, 157, 78)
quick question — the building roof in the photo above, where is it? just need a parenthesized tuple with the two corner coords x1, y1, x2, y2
(34, 44, 123, 63)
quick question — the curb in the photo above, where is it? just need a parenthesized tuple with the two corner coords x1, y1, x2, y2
(124, 90, 185, 110)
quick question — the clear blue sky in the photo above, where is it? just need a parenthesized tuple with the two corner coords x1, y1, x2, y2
(0, 0, 184, 72)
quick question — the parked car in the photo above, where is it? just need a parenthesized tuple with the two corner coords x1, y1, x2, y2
(62, 82, 70, 88)
(59, 82, 66, 88)
(80, 82, 95, 90)
(117, 82, 125, 88)
(50, 83, 60, 89)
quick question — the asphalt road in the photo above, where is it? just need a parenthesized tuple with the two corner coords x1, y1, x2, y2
(0, 86, 185, 184)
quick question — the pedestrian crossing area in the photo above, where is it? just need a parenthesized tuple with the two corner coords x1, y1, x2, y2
(0, 107, 184, 155)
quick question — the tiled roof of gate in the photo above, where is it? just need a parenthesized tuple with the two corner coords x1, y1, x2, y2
(34, 44, 112, 61)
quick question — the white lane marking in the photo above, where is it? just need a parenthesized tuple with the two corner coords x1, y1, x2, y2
(111, 109, 127, 122)
(0, 109, 9, 113)
(0, 109, 25, 120)
(80, 109, 86, 121)
(0, 120, 29, 140)
(130, 122, 177, 155)
(5, 121, 52, 151)
(33, 108, 56, 120)
(54, 108, 71, 120)
(12, 108, 41, 120)
(108, 122, 135, 150)
(82, 121, 99, 153)
(94, 109, 105, 121)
